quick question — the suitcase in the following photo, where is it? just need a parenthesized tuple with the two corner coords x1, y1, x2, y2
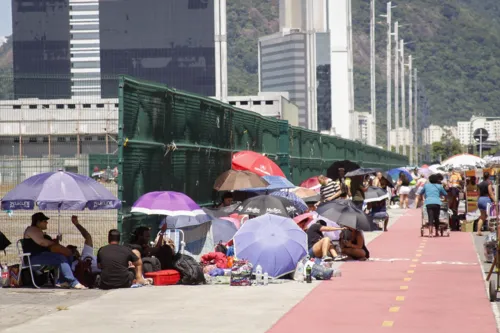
(144, 269, 180, 286)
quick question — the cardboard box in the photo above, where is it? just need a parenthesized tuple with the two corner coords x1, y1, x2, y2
(461, 220, 474, 232)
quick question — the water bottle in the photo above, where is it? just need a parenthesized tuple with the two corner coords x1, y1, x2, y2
(294, 261, 305, 282)
(1, 264, 9, 287)
(333, 269, 342, 277)
(263, 272, 269, 286)
(255, 264, 262, 286)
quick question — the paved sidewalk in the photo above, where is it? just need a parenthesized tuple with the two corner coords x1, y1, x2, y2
(268, 209, 497, 333)
(0, 208, 407, 333)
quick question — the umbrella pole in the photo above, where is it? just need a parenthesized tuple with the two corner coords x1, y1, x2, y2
(58, 209, 61, 240)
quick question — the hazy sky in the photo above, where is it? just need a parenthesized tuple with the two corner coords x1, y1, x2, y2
(0, 1, 12, 37)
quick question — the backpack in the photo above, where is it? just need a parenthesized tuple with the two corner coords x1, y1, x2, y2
(0, 231, 11, 254)
(74, 258, 97, 288)
(142, 257, 162, 273)
(311, 263, 334, 280)
(173, 254, 205, 285)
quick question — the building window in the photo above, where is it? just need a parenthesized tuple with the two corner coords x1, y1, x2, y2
(56, 104, 64, 109)
(114, 104, 119, 108)
(68, 104, 76, 109)
(97, 136, 106, 141)
(229, 101, 236, 105)
(42, 137, 49, 143)
(13, 105, 21, 109)
(265, 101, 274, 105)
(13, 138, 19, 143)
(57, 137, 66, 142)
(69, 136, 77, 142)
(240, 101, 248, 105)
(29, 105, 37, 109)
(29, 137, 37, 143)
(253, 101, 261, 105)
(96, 104, 104, 108)
(83, 104, 91, 108)
(84, 136, 93, 141)
(42, 104, 50, 109)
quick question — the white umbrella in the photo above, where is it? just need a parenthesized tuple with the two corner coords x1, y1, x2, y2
(486, 156, 500, 166)
(428, 164, 446, 174)
(441, 154, 486, 170)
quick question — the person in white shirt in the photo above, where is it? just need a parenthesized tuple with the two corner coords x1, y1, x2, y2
(67, 216, 100, 273)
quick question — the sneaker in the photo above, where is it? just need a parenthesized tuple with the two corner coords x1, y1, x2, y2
(334, 255, 348, 261)
(322, 256, 333, 262)
(56, 282, 70, 289)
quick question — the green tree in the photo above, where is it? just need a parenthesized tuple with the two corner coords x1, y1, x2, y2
(431, 130, 463, 161)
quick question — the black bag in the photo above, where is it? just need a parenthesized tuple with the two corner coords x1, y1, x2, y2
(173, 254, 205, 285)
(0, 231, 11, 254)
(142, 257, 162, 273)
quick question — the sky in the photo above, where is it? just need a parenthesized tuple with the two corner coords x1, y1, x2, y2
(0, 1, 12, 37)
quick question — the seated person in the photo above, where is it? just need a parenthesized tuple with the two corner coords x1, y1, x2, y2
(24, 213, 86, 289)
(97, 229, 145, 289)
(367, 200, 389, 232)
(67, 215, 100, 273)
(306, 220, 345, 261)
(218, 192, 234, 208)
(340, 227, 370, 260)
(128, 225, 175, 271)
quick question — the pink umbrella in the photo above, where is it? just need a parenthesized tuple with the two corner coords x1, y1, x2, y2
(222, 216, 241, 229)
(293, 212, 315, 230)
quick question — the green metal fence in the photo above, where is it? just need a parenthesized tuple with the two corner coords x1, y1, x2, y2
(117, 75, 408, 237)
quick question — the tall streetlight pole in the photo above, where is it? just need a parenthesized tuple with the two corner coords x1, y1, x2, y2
(400, 39, 406, 156)
(381, 2, 395, 151)
(370, 0, 376, 146)
(394, 21, 399, 153)
(414, 68, 418, 165)
(408, 55, 413, 165)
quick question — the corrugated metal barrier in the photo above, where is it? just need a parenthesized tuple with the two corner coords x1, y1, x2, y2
(117, 75, 408, 237)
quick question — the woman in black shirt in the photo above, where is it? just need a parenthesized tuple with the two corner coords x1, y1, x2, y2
(476, 172, 496, 236)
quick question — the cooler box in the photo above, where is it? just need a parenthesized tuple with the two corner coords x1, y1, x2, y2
(145, 270, 180, 286)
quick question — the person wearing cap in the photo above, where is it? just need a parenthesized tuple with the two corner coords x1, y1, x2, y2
(23, 213, 86, 289)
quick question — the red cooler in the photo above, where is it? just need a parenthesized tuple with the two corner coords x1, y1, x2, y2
(145, 270, 181, 286)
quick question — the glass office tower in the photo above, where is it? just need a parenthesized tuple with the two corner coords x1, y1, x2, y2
(12, 0, 72, 99)
(99, 0, 216, 98)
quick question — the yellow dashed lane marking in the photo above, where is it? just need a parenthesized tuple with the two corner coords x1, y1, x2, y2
(389, 307, 400, 313)
(416, 254, 422, 257)
(382, 321, 394, 327)
(417, 249, 423, 252)
(412, 259, 419, 262)
(400, 286, 409, 290)
(396, 296, 405, 301)
(404, 277, 412, 282)
(407, 270, 415, 274)
(410, 264, 417, 267)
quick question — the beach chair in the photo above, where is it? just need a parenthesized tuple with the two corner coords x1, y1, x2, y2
(16, 239, 56, 288)
(158, 229, 185, 254)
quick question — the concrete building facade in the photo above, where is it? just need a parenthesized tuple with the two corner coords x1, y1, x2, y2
(422, 125, 458, 145)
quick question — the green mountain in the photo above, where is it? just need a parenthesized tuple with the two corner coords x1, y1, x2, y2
(2, 0, 500, 144)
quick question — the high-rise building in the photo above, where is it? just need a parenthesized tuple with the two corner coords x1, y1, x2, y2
(258, 0, 353, 134)
(11, 0, 227, 100)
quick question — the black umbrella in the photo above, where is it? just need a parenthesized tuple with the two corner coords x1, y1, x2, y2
(380, 172, 395, 188)
(327, 160, 360, 180)
(345, 168, 379, 178)
(202, 203, 239, 218)
(364, 186, 390, 203)
(316, 200, 371, 231)
(235, 195, 299, 217)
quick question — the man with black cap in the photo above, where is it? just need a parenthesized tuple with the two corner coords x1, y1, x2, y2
(23, 212, 86, 289)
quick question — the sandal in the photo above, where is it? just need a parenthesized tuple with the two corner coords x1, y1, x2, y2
(72, 283, 88, 290)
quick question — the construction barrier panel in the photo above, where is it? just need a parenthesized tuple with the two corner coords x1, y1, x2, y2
(118, 76, 408, 237)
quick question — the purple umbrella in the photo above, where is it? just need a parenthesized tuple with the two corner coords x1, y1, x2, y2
(1, 170, 121, 211)
(234, 214, 307, 278)
(131, 191, 204, 217)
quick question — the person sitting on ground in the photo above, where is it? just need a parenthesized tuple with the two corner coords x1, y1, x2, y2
(23, 212, 86, 289)
(218, 192, 234, 208)
(97, 229, 145, 289)
(367, 199, 389, 232)
(67, 215, 100, 273)
(306, 220, 345, 261)
(340, 227, 370, 260)
(128, 225, 175, 271)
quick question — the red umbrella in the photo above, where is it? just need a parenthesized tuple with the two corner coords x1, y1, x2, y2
(232, 150, 285, 177)
(299, 176, 322, 192)
(421, 164, 429, 168)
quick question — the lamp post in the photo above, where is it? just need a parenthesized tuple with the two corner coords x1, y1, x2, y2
(394, 21, 399, 153)
(370, 0, 376, 145)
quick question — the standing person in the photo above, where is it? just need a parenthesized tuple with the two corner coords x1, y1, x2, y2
(415, 175, 428, 208)
(350, 175, 369, 210)
(23, 213, 86, 289)
(477, 172, 496, 236)
(448, 169, 462, 215)
(420, 174, 448, 237)
(306, 220, 345, 261)
(318, 175, 342, 203)
(397, 172, 411, 209)
(373, 172, 383, 187)
(97, 229, 146, 289)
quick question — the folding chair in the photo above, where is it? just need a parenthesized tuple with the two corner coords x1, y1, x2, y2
(163, 229, 186, 254)
(16, 240, 56, 288)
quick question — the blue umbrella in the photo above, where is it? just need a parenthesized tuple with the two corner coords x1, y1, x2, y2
(1, 170, 121, 211)
(159, 214, 211, 229)
(234, 214, 307, 278)
(211, 218, 238, 243)
(387, 168, 413, 184)
(271, 191, 308, 213)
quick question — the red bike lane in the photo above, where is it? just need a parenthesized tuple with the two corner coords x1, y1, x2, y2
(267, 209, 497, 333)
